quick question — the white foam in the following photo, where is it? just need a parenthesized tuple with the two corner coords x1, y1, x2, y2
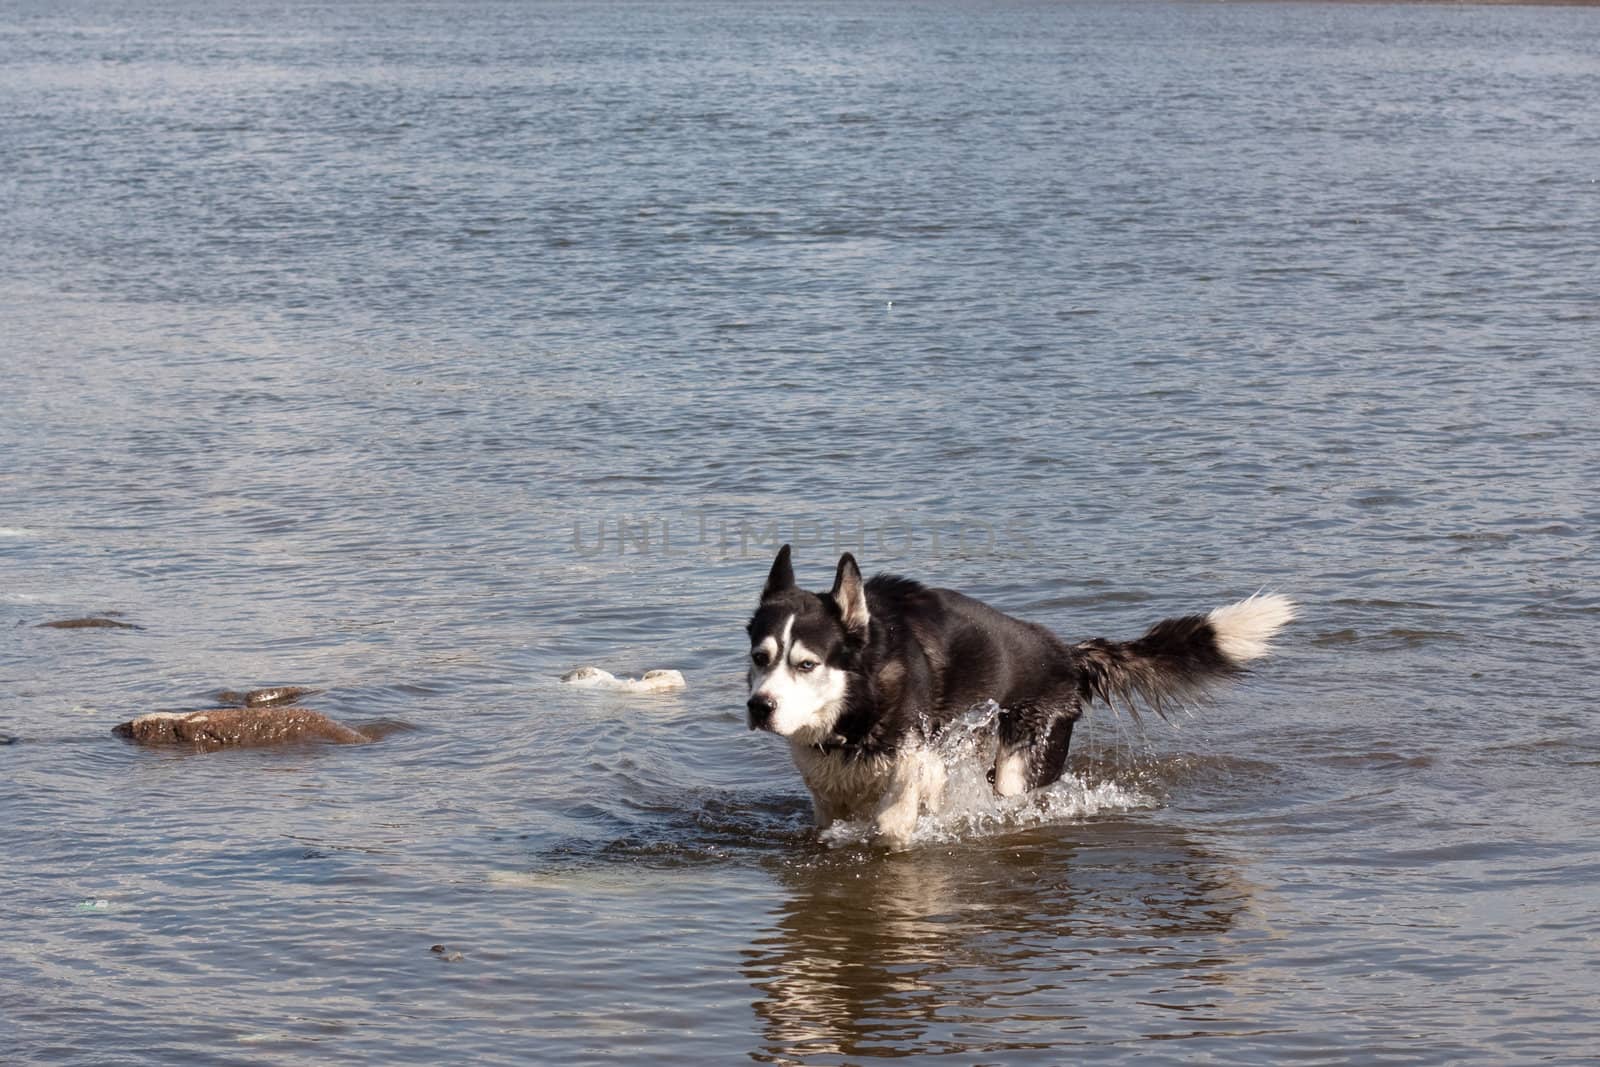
(236, 1033, 283, 1045)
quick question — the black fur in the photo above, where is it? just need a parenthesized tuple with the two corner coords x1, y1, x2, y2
(748, 545, 1269, 796)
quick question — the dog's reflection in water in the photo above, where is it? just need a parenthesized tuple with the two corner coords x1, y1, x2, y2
(744, 822, 1254, 1061)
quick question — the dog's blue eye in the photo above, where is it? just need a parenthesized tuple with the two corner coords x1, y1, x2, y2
(796, 660, 818, 673)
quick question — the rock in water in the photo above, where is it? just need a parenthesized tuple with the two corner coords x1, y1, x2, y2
(38, 617, 142, 630)
(112, 708, 369, 747)
(560, 667, 687, 693)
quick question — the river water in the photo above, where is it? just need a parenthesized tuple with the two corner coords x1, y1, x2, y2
(4, 1, 1599, 1063)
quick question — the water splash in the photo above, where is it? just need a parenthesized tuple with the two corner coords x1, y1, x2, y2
(819, 702, 1162, 849)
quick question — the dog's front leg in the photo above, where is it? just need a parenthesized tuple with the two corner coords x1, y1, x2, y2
(919, 751, 947, 816)
(810, 790, 841, 831)
(873, 752, 926, 850)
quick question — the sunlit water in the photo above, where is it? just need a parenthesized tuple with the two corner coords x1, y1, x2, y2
(4, 1, 1600, 1063)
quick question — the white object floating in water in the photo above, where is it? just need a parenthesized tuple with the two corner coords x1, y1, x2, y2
(560, 667, 687, 693)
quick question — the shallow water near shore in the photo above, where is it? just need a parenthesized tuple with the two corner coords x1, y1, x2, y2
(4, 1, 1600, 1063)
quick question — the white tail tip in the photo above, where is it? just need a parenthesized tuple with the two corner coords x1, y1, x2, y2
(1207, 593, 1296, 664)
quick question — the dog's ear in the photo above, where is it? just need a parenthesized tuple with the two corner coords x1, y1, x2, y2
(829, 553, 870, 636)
(762, 544, 795, 599)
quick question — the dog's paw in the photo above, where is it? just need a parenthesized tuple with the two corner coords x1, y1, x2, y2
(876, 824, 916, 852)
(874, 805, 920, 851)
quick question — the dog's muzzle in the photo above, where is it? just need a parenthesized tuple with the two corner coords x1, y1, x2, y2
(747, 694, 776, 731)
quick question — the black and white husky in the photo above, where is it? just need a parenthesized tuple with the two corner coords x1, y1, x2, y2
(745, 545, 1294, 849)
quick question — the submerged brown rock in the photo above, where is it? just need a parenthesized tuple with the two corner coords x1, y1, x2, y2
(112, 707, 369, 747)
(215, 686, 321, 708)
(38, 617, 142, 630)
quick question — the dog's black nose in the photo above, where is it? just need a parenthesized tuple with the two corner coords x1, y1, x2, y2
(747, 694, 776, 729)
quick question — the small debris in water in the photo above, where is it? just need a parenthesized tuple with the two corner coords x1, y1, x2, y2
(76, 899, 110, 911)
(560, 666, 686, 693)
(430, 943, 465, 962)
(216, 686, 321, 707)
(112, 707, 370, 747)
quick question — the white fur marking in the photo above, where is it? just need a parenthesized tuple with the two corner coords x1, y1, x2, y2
(752, 635, 780, 665)
(1207, 593, 1296, 664)
(992, 748, 1028, 798)
(750, 614, 847, 742)
(788, 639, 821, 669)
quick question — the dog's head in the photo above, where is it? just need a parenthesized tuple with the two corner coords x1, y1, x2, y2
(745, 544, 870, 743)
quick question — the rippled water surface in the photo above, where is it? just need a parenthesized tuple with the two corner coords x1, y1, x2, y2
(5, 1, 1600, 1063)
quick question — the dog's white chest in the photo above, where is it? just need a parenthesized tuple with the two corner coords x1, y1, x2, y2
(788, 742, 894, 818)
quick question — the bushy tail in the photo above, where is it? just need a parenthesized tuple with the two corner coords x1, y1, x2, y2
(1071, 593, 1295, 720)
